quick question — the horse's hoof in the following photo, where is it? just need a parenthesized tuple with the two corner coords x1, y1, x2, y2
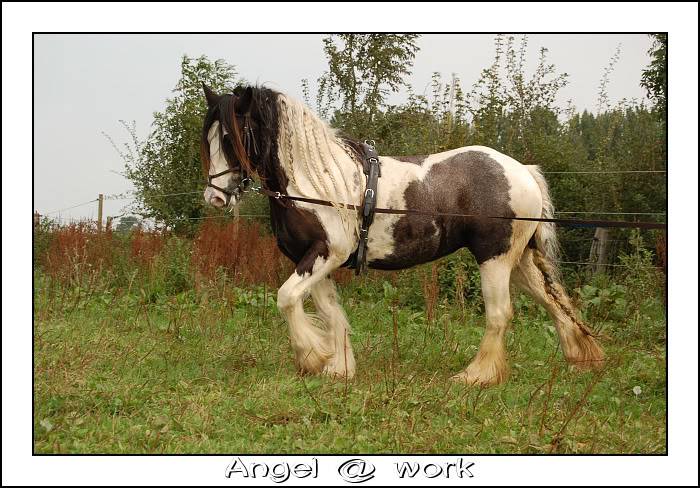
(564, 331, 606, 371)
(450, 365, 507, 386)
(322, 356, 356, 380)
(295, 349, 331, 376)
(323, 368, 355, 380)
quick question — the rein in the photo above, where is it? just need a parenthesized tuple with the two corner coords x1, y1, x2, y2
(256, 187, 667, 230)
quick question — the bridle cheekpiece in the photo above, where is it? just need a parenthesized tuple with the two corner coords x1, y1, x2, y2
(206, 103, 259, 206)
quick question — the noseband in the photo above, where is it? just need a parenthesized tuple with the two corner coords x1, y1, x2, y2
(206, 109, 259, 206)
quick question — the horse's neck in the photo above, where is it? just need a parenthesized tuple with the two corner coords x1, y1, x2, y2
(281, 124, 361, 203)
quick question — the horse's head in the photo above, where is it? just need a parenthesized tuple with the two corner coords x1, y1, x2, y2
(201, 84, 257, 208)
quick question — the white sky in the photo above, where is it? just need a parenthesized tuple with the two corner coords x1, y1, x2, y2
(33, 34, 653, 221)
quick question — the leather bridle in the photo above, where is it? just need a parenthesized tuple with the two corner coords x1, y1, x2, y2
(206, 108, 258, 206)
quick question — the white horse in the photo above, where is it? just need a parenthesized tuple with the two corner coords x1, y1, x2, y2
(200, 84, 604, 386)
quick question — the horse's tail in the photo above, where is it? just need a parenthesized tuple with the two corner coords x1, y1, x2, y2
(523, 165, 604, 368)
(526, 165, 561, 278)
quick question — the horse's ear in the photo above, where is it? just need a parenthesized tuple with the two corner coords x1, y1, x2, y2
(202, 83, 220, 108)
(236, 86, 254, 114)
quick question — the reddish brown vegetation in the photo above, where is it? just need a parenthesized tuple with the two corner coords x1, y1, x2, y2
(422, 262, 440, 326)
(332, 267, 354, 285)
(36, 219, 301, 288)
(130, 226, 165, 267)
(655, 232, 667, 273)
(36, 219, 371, 290)
(42, 222, 115, 280)
(191, 220, 291, 286)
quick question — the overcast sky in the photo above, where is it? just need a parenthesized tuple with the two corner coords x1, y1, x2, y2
(33, 34, 653, 221)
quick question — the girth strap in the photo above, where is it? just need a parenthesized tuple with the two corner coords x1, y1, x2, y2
(355, 142, 381, 275)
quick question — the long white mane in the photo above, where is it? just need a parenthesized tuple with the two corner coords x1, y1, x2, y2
(276, 94, 361, 241)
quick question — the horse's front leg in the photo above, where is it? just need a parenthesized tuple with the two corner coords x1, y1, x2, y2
(311, 277, 356, 378)
(277, 243, 345, 375)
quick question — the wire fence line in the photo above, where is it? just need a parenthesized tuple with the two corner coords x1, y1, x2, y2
(98, 213, 666, 224)
(105, 190, 203, 200)
(170, 214, 271, 221)
(40, 199, 667, 219)
(40, 208, 667, 224)
(555, 260, 663, 270)
(554, 211, 666, 216)
(543, 170, 666, 174)
(96, 192, 667, 218)
(43, 198, 99, 215)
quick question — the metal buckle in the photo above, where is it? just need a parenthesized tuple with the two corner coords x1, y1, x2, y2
(364, 139, 376, 149)
(364, 188, 375, 199)
(240, 177, 253, 192)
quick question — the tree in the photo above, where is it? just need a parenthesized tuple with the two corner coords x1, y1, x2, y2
(318, 34, 420, 136)
(107, 55, 238, 233)
(115, 215, 139, 233)
(640, 34, 667, 117)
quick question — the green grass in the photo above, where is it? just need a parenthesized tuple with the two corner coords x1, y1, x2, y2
(33, 273, 666, 454)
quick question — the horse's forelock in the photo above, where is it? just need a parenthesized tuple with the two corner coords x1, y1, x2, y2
(201, 95, 255, 177)
(222, 95, 256, 176)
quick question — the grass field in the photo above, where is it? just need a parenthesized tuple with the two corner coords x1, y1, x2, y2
(33, 262, 666, 454)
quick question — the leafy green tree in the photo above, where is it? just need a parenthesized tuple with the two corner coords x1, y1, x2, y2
(315, 34, 420, 136)
(466, 35, 569, 163)
(370, 72, 469, 156)
(107, 55, 238, 233)
(641, 34, 667, 116)
(115, 215, 139, 233)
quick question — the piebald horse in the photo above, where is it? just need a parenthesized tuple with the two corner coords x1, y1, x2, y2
(200, 85, 604, 386)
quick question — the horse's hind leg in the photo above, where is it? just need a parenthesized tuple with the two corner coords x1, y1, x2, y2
(311, 277, 356, 378)
(512, 248, 604, 369)
(452, 256, 514, 386)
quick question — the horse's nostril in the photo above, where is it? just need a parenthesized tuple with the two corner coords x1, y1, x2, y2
(210, 196, 226, 208)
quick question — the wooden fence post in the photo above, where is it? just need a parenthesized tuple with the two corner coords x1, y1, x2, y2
(97, 194, 104, 231)
(588, 227, 610, 274)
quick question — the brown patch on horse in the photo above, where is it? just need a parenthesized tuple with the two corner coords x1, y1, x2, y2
(295, 240, 329, 276)
(370, 150, 515, 269)
(391, 155, 428, 165)
(270, 202, 330, 275)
